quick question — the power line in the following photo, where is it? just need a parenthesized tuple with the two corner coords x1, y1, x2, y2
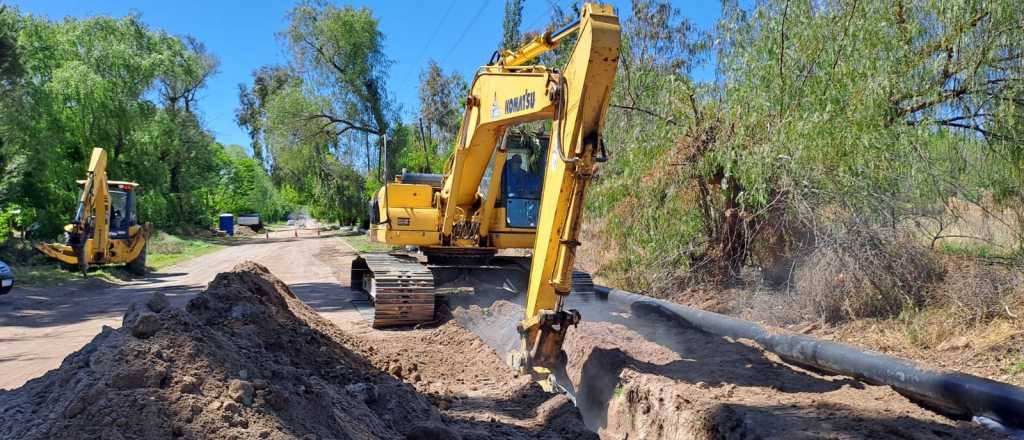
(525, 0, 569, 33)
(439, 0, 494, 64)
(400, 0, 458, 84)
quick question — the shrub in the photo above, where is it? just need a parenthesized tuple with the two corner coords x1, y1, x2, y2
(794, 224, 944, 323)
(930, 258, 1022, 327)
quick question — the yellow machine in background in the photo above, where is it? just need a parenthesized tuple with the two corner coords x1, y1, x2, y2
(36, 148, 150, 275)
(352, 3, 619, 388)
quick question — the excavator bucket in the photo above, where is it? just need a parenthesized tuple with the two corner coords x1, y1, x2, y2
(34, 242, 80, 266)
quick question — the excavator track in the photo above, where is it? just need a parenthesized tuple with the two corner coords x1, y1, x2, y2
(351, 254, 436, 328)
(351, 253, 600, 328)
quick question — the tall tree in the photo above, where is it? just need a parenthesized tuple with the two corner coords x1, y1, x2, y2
(417, 60, 467, 153)
(236, 66, 292, 167)
(158, 36, 219, 114)
(0, 5, 24, 207)
(501, 0, 525, 49)
(283, 1, 391, 141)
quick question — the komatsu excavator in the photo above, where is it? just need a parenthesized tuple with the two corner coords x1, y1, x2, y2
(36, 148, 150, 276)
(352, 3, 619, 387)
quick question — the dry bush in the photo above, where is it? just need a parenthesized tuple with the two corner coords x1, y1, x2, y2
(793, 225, 944, 324)
(930, 257, 1023, 327)
(748, 190, 815, 287)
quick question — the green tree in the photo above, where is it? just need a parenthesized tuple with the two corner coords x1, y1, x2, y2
(158, 36, 218, 114)
(501, 0, 525, 50)
(283, 1, 392, 145)
(236, 66, 292, 167)
(213, 145, 291, 221)
(0, 10, 230, 236)
(0, 5, 25, 209)
(242, 2, 407, 226)
(417, 60, 467, 154)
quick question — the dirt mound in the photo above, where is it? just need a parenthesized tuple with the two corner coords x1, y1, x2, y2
(233, 225, 262, 237)
(0, 262, 501, 440)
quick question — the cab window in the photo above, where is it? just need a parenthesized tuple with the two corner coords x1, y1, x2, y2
(501, 134, 546, 228)
(109, 190, 129, 237)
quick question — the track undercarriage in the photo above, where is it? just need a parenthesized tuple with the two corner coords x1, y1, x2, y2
(351, 250, 595, 328)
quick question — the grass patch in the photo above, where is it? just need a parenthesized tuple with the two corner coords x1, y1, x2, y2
(147, 231, 225, 271)
(936, 241, 1021, 263)
(612, 385, 625, 399)
(342, 234, 395, 253)
(12, 265, 88, 286)
(1008, 360, 1024, 377)
(897, 306, 961, 349)
(12, 264, 136, 286)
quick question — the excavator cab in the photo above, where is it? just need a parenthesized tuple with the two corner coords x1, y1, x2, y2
(107, 182, 139, 240)
(500, 134, 547, 229)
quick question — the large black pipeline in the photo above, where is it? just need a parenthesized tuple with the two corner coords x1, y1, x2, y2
(594, 285, 1024, 431)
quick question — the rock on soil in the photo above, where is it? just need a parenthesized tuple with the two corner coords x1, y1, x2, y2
(0, 262, 593, 440)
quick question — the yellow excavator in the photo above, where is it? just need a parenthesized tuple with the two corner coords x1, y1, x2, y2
(352, 3, 619, 387)
(36, 148, 150, 276)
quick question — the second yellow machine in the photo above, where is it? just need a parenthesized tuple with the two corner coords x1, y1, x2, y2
(352, 3, 619, 386)
(36, 148, 150, 276)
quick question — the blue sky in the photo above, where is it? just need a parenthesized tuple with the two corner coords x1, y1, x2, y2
(8, 0, 721, 151)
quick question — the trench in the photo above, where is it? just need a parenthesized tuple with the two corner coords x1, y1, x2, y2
(440, 270, 1014, 439)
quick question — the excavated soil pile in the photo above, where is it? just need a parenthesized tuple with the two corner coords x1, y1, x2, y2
(0, 262, 585, 440)
(233, 225, 261, 237)
(455, 299, 1006, 440)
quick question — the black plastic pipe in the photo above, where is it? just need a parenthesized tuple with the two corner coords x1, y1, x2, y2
(595, 285, 1024, 431)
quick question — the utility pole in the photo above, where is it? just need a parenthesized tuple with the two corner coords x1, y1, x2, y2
(381, 133, 388, 182)
(417, 118, 432, 172)
(364, 131, 372, 177)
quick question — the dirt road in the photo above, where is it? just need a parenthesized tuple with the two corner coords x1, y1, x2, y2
(0, 228, 354, 390)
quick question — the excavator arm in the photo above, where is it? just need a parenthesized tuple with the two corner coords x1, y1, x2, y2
(437, 3, 620, 386)
(514, 4, 619, 386)
(36, 148, 111, 274)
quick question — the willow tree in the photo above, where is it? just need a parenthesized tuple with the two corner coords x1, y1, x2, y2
(283, 1, 392, 155)
(0, 10, 227, 234)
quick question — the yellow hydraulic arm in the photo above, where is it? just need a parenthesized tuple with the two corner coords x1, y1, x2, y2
(436, 3, 620, 385)
(515, 4, 619, 385)
(36, 148, 112, 271)
(78, 148, 111, 264)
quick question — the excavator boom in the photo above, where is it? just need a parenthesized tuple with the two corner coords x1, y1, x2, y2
(357, 3, 620, 386)
(511, 4, 619, 384)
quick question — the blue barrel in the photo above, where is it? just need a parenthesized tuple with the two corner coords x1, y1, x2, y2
(219, 214, 234, 236)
